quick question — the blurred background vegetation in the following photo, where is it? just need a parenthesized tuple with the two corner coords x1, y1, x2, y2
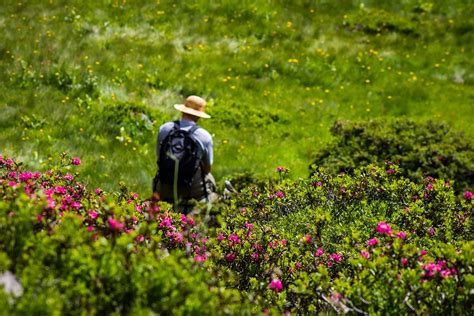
(1, 0, 473, 196)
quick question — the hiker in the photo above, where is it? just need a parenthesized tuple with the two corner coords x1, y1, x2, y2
(153, 95, 217, 213)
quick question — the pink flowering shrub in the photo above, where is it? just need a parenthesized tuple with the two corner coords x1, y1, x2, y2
(0, 154, 471, 315)
(0, 154, 255, 314)
(209, 162, 472, 314)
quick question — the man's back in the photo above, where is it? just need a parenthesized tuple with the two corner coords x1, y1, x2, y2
(153, 95, 217, 211)
(156, 120, 213, 169)
(155, 119, 213, 202)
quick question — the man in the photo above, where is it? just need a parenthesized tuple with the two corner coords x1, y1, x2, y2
(154, 95, 217, 211)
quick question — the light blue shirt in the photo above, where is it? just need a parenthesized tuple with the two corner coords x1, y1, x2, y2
(156, 119, 213, 168)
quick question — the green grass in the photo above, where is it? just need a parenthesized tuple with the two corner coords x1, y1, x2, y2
(1, 0, 473, 196)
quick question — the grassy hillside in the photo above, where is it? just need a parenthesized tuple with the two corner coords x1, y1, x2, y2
(1, 0, 473, 196)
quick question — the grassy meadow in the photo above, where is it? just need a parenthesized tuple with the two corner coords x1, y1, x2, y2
(1, 0, 473, 196)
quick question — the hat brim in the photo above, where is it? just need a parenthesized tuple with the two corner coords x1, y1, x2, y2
(174, 104, 211, 118)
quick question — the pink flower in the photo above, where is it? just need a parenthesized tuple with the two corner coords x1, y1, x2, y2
(367, 238, 379, 247)
(108, 217, 125, 231)
(228, 234, 240, 244)
(253, 243, 263, 252)
(173, 232, 184, 243)
(194, 255, 207, 262)
(268, 279, 283, 292)
(216, 233, 225, 242)
(376, 222, 392, 235)
(302, 234, 312, 244)
(401, 258, 409, 266)
(88, 210, 98, 219)
(55, 186, 67, 195)
(226, 253, 236, 263)
(437, 260, 447, 269)
(312, 181, 323, 187)
(87, 226, 94, 232)
(47, 198, 56, 209)
(8, 181, 17, 187)
(280, 239, 287, 246)
(159, 216, 172, 228)
(275, 191, 285, 199)
(71, 157, 81, 166)
(251, 253, 259, 261)
(245, 222, 254, 231)
(33, 171, 41, 179)
(360, 250, 370, 259)
(19, 172, 33, 182)
(71, 201, 81, 209)
(276, 166, 286, 172)
(426, 183, 433, 191)
(386, 169, 396, 175)
(428, 227, 435, 236)
(63, 174, 74, 182)
(187, 216, 195, 226)
(420, 250, 428, 256)
(422, 262, 443, 279)
(315, 248, 324, 257)
(166, 231, 183, 244)
(463, 191, 473, 199)
(396, 231, 407, 239)
(440, 269, 451, 278)
(136, 235, 145, 242)
(331, 292, 342, 301)
(329, 253, 342, 262)
(95, 188, 103, 195)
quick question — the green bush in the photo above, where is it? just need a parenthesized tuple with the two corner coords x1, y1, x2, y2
(0, 154, 254, 315)
(210, 163, 472, 314)
(1, 154, 472, 314)
(310, 119, 474, 193)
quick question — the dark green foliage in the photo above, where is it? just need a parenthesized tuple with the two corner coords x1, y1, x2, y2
(342, 8, 419, 36)
(1, 154, 473, 314)
(93, 102, 165, 144)
(311, 119, 474, 193)
(0, 155, 254, 315)
(211, 163, 473, 314)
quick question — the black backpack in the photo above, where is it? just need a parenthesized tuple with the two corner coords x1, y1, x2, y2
(157, 121, 204, 188)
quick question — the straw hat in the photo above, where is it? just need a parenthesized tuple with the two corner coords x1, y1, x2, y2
(174, 95, 211, 119)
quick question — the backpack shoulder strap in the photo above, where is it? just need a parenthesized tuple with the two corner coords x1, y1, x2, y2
(173, 120, 180, 130)
(189, 124, 200, 135)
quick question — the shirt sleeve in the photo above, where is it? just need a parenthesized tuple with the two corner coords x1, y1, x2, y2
(199, 130, 213, 167)
(206, 138, 213, 166)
